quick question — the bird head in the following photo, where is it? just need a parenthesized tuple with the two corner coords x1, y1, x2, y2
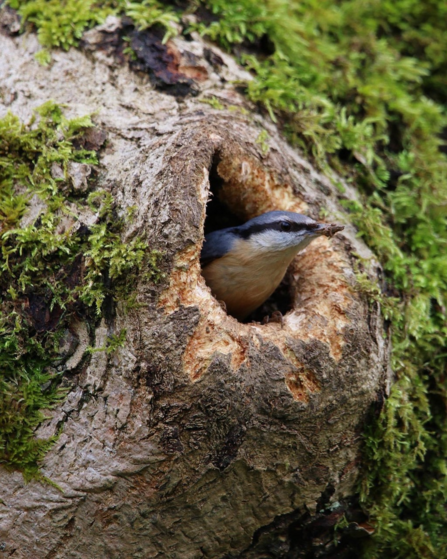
(236, 211, 344, 254)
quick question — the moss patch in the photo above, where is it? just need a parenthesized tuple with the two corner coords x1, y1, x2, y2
(7, 0, 180, 50)
(0, 102, 161, 479)
(188, 4, 447, 556)
(3, 0, 447, 556)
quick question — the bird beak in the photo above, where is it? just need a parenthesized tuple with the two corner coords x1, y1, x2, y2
(313, 223, 345, 237)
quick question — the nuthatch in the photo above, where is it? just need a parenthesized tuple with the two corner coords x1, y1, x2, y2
(201, 211, 344, 320)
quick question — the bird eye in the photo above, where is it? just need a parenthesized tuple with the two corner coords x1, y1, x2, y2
(280, 221, 292, 232)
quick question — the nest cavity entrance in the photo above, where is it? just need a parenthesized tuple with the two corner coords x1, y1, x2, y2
(202, 153, 294, 323)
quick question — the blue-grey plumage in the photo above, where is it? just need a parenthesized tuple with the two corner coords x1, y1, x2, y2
(200, 227, 240, 268)
(201, 211, 344, 320)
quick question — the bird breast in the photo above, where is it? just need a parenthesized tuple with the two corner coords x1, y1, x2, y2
(201, 237, 299, 320)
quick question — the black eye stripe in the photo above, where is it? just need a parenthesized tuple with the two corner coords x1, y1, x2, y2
(237, 221, 317, 238)
(305, 222, 319, 230)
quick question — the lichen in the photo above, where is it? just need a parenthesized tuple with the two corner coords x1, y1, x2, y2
(3, 0, 447, 556)
(0, 102, 161, 479)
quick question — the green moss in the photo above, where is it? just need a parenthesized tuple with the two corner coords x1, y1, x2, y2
(4, 0, 447, 555)
(0, 103, 161, 478)
(8, 0, 110, 50)
(34, 48, 52, 66)
(255, 129, 270, 155)
(86, 328, 127, 355)
(125, 0, 179, 42)
(190, 3, 447, 555)
(8, 0, 180, 49)
(199, 96, 225, 110)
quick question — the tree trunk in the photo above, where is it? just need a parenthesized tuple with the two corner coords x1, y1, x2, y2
(0, 15, 390, 559)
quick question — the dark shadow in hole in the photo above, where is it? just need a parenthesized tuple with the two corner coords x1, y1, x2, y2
(204, 154, 243, 235)
(202, 153, 294, 323)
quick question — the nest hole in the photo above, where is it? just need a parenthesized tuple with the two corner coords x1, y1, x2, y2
(203, 155, 243, 234)
(202, 153, 294, 323)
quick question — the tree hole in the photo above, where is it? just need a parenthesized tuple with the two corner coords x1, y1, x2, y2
(202, 153, 294, 324)
(204, 154, 244, 235)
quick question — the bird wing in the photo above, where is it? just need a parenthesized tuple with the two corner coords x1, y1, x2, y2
(200, 229, 237, 267)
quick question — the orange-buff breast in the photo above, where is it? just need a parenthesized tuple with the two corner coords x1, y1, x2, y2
(202, 238, 298, 320)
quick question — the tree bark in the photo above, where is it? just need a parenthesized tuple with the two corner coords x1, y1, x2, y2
(0, 15, 390, 559)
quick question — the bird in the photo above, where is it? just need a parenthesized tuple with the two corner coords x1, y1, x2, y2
(200, 210, 344, 321)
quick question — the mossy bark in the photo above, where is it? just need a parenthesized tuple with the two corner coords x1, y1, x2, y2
(0, 16, 390, 559)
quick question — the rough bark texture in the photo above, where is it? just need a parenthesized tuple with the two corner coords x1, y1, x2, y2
(0, 15, 390, 559)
